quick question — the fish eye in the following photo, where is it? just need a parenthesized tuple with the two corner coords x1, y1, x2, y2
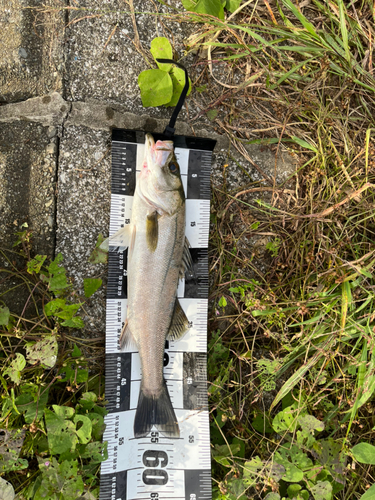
(169, 162, 179, 174)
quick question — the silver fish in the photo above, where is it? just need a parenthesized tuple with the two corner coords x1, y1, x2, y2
(105, 133, 192, 438)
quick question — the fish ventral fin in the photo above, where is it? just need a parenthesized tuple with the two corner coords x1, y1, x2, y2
(100, 225, 132, 253)
(179, 237, 194, 279)
(119, 319, 137, 351)
(134, 380, 180, 438)
(167, 299, 189, 341)
(146, 212, 158, 253)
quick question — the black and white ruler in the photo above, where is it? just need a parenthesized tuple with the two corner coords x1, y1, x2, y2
(100, 129, 216, 500)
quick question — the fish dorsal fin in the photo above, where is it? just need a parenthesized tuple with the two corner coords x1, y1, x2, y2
(146, 212, 158, 252)
(179, 237, 194, 279)
(100, 225, 132, 253)
(119, 319, 137, 351)
(167, 299, 189, 341)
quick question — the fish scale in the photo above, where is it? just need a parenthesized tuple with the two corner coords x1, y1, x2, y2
(100, 129, 216, 500)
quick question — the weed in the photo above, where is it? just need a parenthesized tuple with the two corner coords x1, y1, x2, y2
(0, 229, 106, 499)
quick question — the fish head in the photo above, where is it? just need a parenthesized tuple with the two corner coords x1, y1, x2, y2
(139, 133, 185, 215)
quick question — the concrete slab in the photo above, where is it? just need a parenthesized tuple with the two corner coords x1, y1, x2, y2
(0, 119, 58, 314)
(0, 0, 64, 102)
(55, 125, 111, 332)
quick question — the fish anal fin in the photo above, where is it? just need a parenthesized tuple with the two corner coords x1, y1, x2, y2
(167, 299, 189, 341)
(146, 212, 158, 253)
(119, 320, 137, 351)
(179, 237, 194, 279)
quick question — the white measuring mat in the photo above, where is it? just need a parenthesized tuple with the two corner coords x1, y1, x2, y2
(100, 130, 216, 500)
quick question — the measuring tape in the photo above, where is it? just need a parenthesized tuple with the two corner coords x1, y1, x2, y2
(99, 129, 216, 500)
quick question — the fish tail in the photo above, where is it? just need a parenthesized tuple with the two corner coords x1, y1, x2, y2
(134, 380, 180, 438)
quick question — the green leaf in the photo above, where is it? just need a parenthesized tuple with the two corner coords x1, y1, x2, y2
(195, 0, 225, 18)
(182, 0, 198, 10)
(212, 443, 241, 466)
(74, 414, 92, 444)
(281, 0, 319, 38)
(0, 478, 15, 500)
(251, 413, 274, 433)
(89, 233, 108, 264)
(84, 278, 102, 298)
(16, 386, 49, 424)
(287, 484, 302, 498)
(55, 303, 81, 320)
(352, 442, 375, 465)
(310, 481, 333, 500)
(218, 296, 227, 307)
(225, 0, 241, 12)
(25, 334, 58, 368)
(87, 411, 106, 441)
(360, 484, 375, 500)
(62, 316, 85, 328)
(27, 255, 47, 274)
(4, 353, 26, 384)
(44, 298, 66, 317)
(274, 450, 304, 482)
(80, 441, 108, 463)
(272, 405, 299, 433)
(290, 136, 318, 152)
(150, 37, 173, 72)
(44, 409, 77, 454)
(138, 69, 173, 107)
(243, 456, 285, 487)
(264, 494, 281, 500)
(52, 405, 75, 419)
(206, 109, 219, 121)
(47, 253, 68, 291)
(79, 392, 98, 411)
(35, 459, 84, 500)
(298, 414, 324, 434)
(72, 344, 82, 358)
(0, 306, 10, 326)
(167, 67, 192, 107)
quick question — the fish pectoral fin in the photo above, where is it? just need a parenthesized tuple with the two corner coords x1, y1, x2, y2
(146, 211, 158, 252)
(179, 237, 194, 279)
(167, 299, 189, 341)
(100, 225, 132, 253)
(119, 320, 137, 350)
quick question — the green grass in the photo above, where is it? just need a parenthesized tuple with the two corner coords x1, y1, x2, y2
(0, 230, 106, 499)
(179, 0, 375, 498)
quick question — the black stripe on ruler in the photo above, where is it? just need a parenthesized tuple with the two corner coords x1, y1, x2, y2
(187, 150, 212, 201)
(105, 353, 132, 413)
(99, 471, 127, 500)
(183, 352, 208, 411)
(184, 248, 209, 299)
(107, 249, 128, 300)
(112, 141, 137, 197)
(112, 129, 216, 152)
(184, 470, 212, 500)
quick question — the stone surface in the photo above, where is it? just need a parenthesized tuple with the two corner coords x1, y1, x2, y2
(0, 0, 64, 102)
(0, 119, 58, 314)
(0, 92, 70, 125)
(55, 125, 111, 332)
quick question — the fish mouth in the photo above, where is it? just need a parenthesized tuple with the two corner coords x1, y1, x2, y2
(145, 133, 174, 168)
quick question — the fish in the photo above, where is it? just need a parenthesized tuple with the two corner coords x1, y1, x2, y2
(104, 133, 192, 438)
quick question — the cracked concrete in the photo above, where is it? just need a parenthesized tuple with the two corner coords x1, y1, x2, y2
(0, 0, 297, 331)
